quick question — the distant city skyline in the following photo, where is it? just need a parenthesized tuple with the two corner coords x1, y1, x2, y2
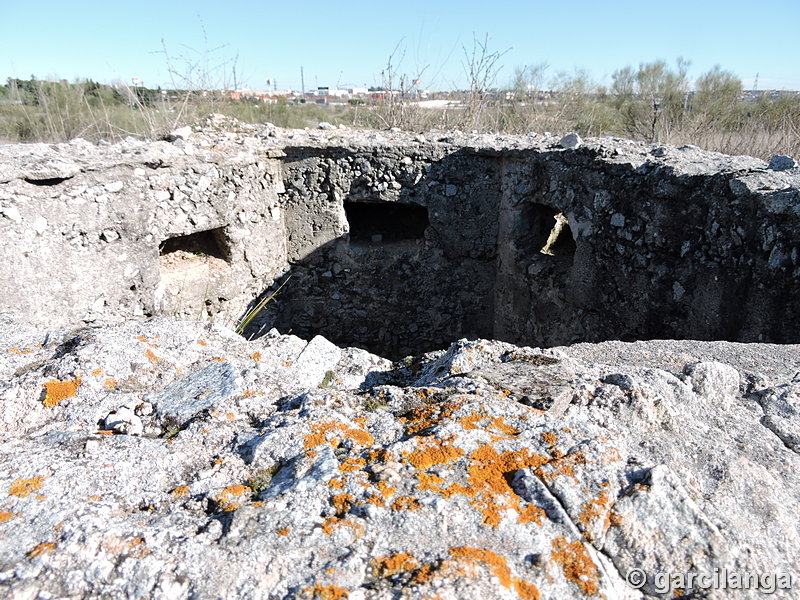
(3, 0, 799, 92)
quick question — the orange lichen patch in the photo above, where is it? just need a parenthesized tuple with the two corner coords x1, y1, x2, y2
(540, 431, 564, 458)
(27, 541, 57, 558)
(42, 377, 82, 407)
(518, 503, 547, 526)
(449, 546, 540, 600)
(303, 584, 349, 600)
(87, 495, 102, 502)
(460, 412, 520, 436)
(225, 412, 235, 422)
(171, 485, 190, 498)
(534, 451, 585, 484)
(90, 368, 103, 376)
(241, 389, 265, 398)
(366, 448, 393, 463)
(35, 494, 46, 501)
(405, 436, 464, 470)
(375, 481, 396, 498)
(322, 516, 341, 535)
(251, 501, 265, 508)
(608, 509, 623, 527)
(282, 361, 292, 367)
(304, 420, 374, 450)
(136, 336, 148, 343)
(144, 349, 160, 363)
(541, 432, 558, 445)
(9, 476, 45, 498)
(391, 496, 422, 511)
(410, 563, 441, 585)
(514, 579, 543, 600)
(212, 356, 226, 362)
(197, 339, 208, 346)
(400, 400, 464, 435)
(0, 511, 16, 522)
(416, 472, 446, 491)
(354, 416, 368, 426)
(550, 536, 600, 596)
(250, 351, 261, 361)
(331, 494, 355, 516)
(277, 527, 290, 536)
(97, 429, 115, 436)
(305, 450, 318, 459)
(365, 494, 386, 507)
(578, 491, 613, 539)
(464, 446, 548, 527)
(421, 445, 549, 528)
(103, 377, 117, 390)
(372, 552, 419, 577)
(415, 388, 435, 400)
(449, 547, 512, 586)
(339, 458, 366, 473)
(328, 478, 345, 489)
(321, 516, 365, 538)
(8, 346, 35, 354)
(214, 485, 252, 512)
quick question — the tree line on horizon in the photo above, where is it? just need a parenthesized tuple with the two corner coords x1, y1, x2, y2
(0, 59, 797, 160)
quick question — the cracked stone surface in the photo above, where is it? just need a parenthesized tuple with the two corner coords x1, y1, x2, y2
(0, 314, 798, 599)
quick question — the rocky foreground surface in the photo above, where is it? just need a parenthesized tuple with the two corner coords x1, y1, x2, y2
(0, 314, 798, 599)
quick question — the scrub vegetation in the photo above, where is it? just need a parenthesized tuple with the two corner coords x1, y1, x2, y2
(1, 51, 797, 160)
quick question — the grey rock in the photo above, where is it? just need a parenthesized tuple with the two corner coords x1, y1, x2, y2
(103, 406, 143, 435)
(0, 315, 797, 598)
(683, 360, 740, 409)
(559, 132, 582, 149)
(168, 126, 193, 141)
(149, 361, 241, 426)
(756, 383, 800, 452)
(768, 154, 798, 171)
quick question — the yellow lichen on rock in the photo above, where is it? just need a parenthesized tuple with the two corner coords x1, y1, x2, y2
(9, 476, 45, 498)
(42, 377, 82, 407)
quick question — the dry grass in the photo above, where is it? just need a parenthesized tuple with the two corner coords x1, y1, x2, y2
(1, 78, 797, 161)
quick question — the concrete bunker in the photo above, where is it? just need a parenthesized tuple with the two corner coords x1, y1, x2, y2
(4, 132, 794, 362)
(257, 143, 798, 360)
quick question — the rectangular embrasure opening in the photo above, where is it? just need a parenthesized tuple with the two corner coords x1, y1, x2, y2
(159, 228, 229, 261)
(345, 201, 428, 243)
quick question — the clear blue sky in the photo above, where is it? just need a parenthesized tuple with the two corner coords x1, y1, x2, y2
(3, 0, 798, 91)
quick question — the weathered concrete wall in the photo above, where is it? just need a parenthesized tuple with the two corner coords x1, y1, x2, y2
(0, 123, 797, 358)
(494, 145, 800, 349)
(0, 136, 287, 330)
(268, 146, 500, 357)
